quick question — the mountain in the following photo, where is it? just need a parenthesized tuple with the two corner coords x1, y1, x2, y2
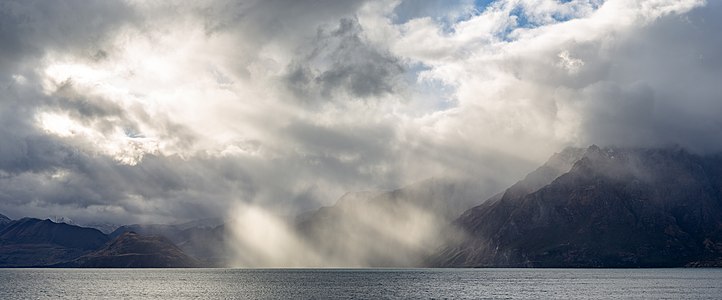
(110, 220, 227, 266)
(436, 146, 722, 267)
(0, 218, 110, 267)
(58, 232, 201, 268)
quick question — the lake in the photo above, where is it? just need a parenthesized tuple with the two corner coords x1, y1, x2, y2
(1, 268, 721, 299)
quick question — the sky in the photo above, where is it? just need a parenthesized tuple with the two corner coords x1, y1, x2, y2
(0, 0, 720, 225)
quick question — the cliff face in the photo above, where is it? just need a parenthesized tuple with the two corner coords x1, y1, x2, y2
(437, 146, 722, 267)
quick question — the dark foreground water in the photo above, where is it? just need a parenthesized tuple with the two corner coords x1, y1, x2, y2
(1, 268, 721, 299)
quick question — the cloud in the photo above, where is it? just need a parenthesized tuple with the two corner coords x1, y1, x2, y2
(392, 0, 715, 157)
(0, 0, 719, 233)
(577, 2, 722, 152)
(284, 17, 405, 101)
(0, 0, 135, 71)
(391, 0, 478, 26)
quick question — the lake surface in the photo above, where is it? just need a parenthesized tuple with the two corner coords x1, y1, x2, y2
(1, 268, 721, 299)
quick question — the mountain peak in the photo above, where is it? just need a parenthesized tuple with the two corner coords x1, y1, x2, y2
(48, 216, 76, 226)
(495, 146, 586, 203)
(0, 213, 11, 224)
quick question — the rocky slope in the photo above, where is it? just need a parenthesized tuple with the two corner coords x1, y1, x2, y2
(436, 146, 722, 267)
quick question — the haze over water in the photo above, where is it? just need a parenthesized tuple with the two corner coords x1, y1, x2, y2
(1, 268, 721, 299)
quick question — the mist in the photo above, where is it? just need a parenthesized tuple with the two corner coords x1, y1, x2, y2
(224, 177, 485, 267)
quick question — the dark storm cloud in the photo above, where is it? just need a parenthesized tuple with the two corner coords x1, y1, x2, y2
(0, 152, 261, 224)
(576, 2, 722, 153)
(285, 18, 405, 102)
(314, 18, 404, 98)
(0, 0, 135, 71)
(200, 0, 366, 37)
(392, 0, 475, 25)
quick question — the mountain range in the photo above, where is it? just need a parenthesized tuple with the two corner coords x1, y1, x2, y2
(0, 217, 222, 267)
(1, 145, 721, 268)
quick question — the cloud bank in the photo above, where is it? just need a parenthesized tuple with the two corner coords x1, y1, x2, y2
(0, 0, 720, 227)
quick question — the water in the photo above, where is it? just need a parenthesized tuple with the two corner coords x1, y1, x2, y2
(1, 268, 721, 299)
